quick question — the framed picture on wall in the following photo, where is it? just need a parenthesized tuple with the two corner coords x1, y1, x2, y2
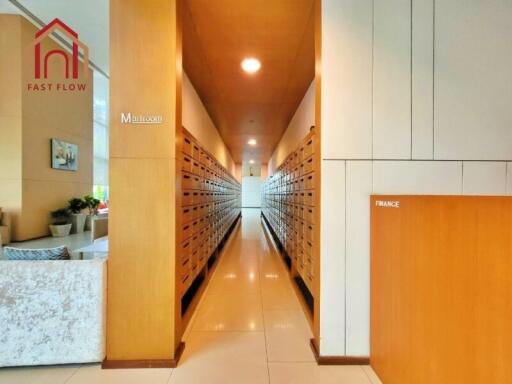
(51, 139, 78, 171)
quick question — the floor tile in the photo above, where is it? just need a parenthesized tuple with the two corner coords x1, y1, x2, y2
(207, 268, 261, 295)
(170, 331, 269, 384)
(0, 364, 80, 384)
(264, 310, 315, 362)
(192, 293, 264, 331)
(361, 366, 383, 384)
(67, 364, 172, 384)
(261, 284, 301, 311)
(268, 363, 371, 384)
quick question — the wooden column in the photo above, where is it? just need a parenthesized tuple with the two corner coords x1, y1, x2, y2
(105, 0, 183, 368)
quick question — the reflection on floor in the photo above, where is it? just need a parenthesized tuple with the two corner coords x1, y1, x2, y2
(0, 231, 95, 260)
(0, 209, 382, 384)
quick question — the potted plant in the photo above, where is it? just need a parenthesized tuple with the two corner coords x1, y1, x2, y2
(68, 197, 87, 234)
(83, 194, 101, 231)
(49, 208, 72, 237)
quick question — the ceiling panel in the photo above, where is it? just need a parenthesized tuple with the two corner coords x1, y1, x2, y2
(183, 0, 315, 163)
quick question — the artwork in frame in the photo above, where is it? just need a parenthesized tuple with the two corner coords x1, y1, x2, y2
(51, 139, 78, 171)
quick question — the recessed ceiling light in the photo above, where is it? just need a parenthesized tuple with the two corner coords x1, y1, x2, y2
(248, 139, 257, 146)
(241, 58, 261, 74)
(249, 160, 255, 164)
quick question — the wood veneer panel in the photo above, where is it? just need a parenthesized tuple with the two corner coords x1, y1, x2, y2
(371, 195, 512, 384)
(107, 0, 181, 363)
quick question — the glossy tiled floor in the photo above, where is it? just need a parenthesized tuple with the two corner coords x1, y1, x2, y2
(0, 209, 382, 384)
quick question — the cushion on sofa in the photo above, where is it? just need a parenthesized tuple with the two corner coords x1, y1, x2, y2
(3, 246, 70, 261)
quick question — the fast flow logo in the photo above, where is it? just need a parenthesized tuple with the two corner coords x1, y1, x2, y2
(26, 18, 89, 92)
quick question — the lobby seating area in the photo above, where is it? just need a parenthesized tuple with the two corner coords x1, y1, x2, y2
(0, 231, 108, 261)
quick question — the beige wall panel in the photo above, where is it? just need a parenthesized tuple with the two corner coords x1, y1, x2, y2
(373, 161, 462, 195)
(234, 163, 242, 182)
(270, 80, 315, 173)
(462, 162, 507, 196)
(373, 0, 411, 159)
(18, 179, 91, 240)
(22, 113, 93, 184)
(110, 0, 177, 160)
(108, 157, 176, 359)
(260, 163, 268, 181)
(411, 0, 434, 159)
(0, 15, 22, 118)
(0, 116, 22, 180)
(182, 72, 235, 173)
(320, 160, 346, 355)
(0, 16, 23, 225)
(345, 161, 372, 355)
(434, 0, 512, 160)
(508, 163, 512, 196)
(0, 179, 22, 236)
(321, 0, 372, 159)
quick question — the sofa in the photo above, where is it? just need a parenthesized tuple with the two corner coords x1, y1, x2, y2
(0, 259, 106, 367)
(0, 208, 12, 246)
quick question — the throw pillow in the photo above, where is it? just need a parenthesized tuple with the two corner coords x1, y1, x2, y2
(3, 246, 70, 261)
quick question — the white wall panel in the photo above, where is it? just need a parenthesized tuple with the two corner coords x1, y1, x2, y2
(507, 163, 512, 196)
(373, 0, 411, 159)
(373, 161, 462, 194)
(270, 81, 315, 174)
(411, 0, 434, 159)
(320, 160, 346, 355)
(241, 176, 262, 207)
(345, 161, 372, 355)
(434, 0, 512, 160)
(463, 162, 507, 196)
(322, 0, 373, 159)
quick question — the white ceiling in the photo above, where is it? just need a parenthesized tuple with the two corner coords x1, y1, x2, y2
(1, 0, 109, 76)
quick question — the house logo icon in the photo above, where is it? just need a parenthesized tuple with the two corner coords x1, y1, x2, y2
(33, 18, 89, 80)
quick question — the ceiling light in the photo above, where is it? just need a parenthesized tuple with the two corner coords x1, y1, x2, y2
(241, 58, 261, 74)
(249, 160, 255, 164)
(248, 139, 257, 146)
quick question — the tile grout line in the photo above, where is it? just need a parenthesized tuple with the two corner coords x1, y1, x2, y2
(166, 366, 175, 384)
(361, 365, 378, 384)
(63, 364, 82, 384)
(258, 215, 272, 384)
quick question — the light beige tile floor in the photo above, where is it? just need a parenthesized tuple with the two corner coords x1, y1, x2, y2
(0, 209, 382, 384)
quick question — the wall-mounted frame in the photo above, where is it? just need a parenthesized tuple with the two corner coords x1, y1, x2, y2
(51, 138, 78, 171)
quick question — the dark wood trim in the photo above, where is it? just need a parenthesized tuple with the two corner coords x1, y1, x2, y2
(102, 342, 185, 369)
(309, 339, 370, 365)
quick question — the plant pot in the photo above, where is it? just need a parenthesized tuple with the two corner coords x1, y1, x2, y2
(85, 214, 96, 231)
(49, 223, 72, 237)
(70, 213, 86, 234)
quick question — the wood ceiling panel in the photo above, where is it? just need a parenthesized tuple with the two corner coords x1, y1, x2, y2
(183, 0, 315, 163)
